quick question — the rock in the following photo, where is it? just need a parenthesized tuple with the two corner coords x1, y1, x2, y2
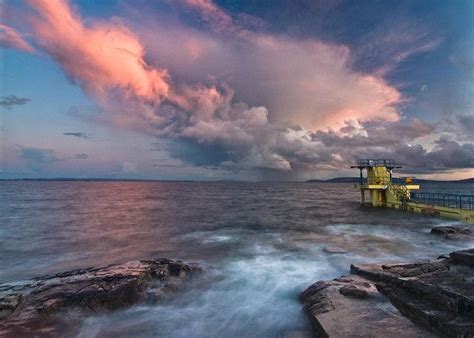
(300, 248, 474, 337)
(431, 226, 471, 235)
(334, 276, 353, 283)
(323, 246, 347, 254)
(338, 285, 370, 299)
(0, 258, 201, 337)
(431, 226, 472, 240)
(450, 248, 474, 268)
(300, 276, 430, 337)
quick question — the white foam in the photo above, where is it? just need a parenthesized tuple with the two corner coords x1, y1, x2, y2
(77, 222, 474, 337)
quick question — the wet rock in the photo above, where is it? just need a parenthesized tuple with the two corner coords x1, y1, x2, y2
(339, 285, 370, 299)
(300, 276, 430, 337)
(334, 276, 353, 283)
(301, 248, 474, 337)
(323, 246, 347, 254)
(450, 248, 474, 268)
(0, 293, 21, 317)
(431, 226, 471, 235)
(0, 258, 201, 337)
(431, 226, 472, 240)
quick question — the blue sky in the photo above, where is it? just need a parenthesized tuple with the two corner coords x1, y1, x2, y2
(0, 0, 473, 180)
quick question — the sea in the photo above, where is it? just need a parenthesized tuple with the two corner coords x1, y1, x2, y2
(1, 181, 473, 337)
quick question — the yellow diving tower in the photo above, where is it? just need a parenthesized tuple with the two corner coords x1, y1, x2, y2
(352, 159, 474, 224)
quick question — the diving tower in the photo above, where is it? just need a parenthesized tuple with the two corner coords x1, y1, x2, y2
(352, 159, 474, 224)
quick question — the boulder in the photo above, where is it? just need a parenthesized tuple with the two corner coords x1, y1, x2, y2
(431, 226, 472, 240)
(300, 248, 474, 337)
(0, 258, 201, 337)
(450, 248, 474, 268)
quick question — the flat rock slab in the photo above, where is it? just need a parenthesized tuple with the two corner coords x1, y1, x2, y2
(300, 276, 432, 337)
(301, 248, 474, 337)
(0, 258, 201, 337)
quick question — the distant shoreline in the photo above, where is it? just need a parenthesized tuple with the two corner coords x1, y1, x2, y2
(0, 177, 473, 183)
(305, 177, 474, 184)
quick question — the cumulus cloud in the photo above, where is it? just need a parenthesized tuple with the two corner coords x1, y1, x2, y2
(63, 132, 89, 139)
(16, 0, 471, 175)
(0, 95, 31, 109)
(0, 24, 34, 52)
(440, 114, 474, 142)
(178, 0, 235, 33)
(139, 7, 403, 130)
(302, 120, 474, 173)
(27, 0, 169, 107)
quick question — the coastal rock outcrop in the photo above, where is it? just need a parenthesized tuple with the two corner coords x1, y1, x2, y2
(0, 258, 201, 337)
(300, 248, 474, 337)
(430, 226, 472, 240)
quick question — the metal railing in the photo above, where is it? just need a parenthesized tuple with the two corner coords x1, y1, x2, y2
(410, 192, 474, 210)
(356, 159, 397, 167)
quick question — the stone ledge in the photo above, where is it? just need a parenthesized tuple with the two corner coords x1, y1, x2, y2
(300, 248, 474, 337)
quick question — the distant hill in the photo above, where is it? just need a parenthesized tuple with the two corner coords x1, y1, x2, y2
(306, 177, 474, 184)
(412, 177, 474, 184)
(306, 177, 355, 183)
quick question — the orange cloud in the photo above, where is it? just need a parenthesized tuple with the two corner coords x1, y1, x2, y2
(179, 0, 234, 33)
(20, 0, 412, 171)
(254, 37, 403, 130)
(0, 24, 34, 52)
(27, 0, 169, 104)
(138, 7, 404, 131)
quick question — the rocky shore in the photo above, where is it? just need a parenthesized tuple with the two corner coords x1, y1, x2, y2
(0, 258, 201, 337)
(2, 224, 473, 337)
(300, 247, 474, 337)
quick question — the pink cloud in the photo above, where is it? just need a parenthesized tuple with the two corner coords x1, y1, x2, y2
(21, 0, 410, 171)
(27, 0, 169, 105)
(141, 22, 403, 130)
(178, 0, 237, 33)
(0, 24, 34, 52)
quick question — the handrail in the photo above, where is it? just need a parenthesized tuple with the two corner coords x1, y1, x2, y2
(356, 159, 397, 167)
(410, 192, 474, 210)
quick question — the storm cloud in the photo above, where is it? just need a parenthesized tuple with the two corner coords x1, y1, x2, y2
(11, 0, 474, 177)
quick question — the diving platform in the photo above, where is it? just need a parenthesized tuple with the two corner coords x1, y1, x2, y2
(352, 159, 474, 224)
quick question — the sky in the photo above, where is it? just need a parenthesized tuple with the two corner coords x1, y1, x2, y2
(0, 0, 473, 181)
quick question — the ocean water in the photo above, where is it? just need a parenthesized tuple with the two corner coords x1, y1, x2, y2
(1, 181, 473, 337)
